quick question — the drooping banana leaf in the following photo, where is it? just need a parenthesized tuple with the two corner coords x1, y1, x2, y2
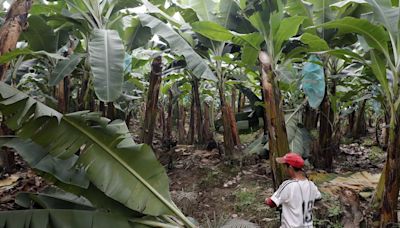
(0, 209, 150, 228)
(0, 137, 89, 188)
(245, 114, 312, 158)
(22, 15, 57, 52)
(16, 187, 94, 210)
(0, 137, 143, 218)
(285, 114, 312, 158)
(88, 29, 125, 102)
(124, 18, 153, 52)
(0, 82, 193, 227)
(49, 54, 83, 86)
(0, 48, 67, 64)
(138, 14, 216, 81)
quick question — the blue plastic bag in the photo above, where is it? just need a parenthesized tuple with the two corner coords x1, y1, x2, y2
(301, 55, 325, 109)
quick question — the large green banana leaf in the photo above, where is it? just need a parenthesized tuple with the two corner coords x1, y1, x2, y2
(317, 17, 389, 55)
(22, 15, 57, 52)
(0, 209, 152, 228)
(0, 82, 192, 226)
(124, 18, 153, 51)
(174, 0, 251, 33)
(245, 114, 312, 158)
(138, 14, 216, 81)
(49, 54, 83, 86)
(0, 137, 143, 218)
(88, 29, 125, 102)
(0, 137, 89, 188)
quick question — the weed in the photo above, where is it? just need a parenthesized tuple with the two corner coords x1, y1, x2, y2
(369, 146, 384, 163)
(199, 169, 221, 189)
(362, 138, 375, 146)
(204, 212, 229, 228)
(314, 193, 343, 227)
(340, 137, 353, 145)
(234, 188, 257, 212)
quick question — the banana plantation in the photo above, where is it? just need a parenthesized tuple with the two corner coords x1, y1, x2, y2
(0, 0, 400, 227)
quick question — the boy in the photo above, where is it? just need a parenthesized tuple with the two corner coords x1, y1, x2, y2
(265, 152, 321, 228)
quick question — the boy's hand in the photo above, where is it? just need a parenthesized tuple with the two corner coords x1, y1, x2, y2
(265, 197, 277, 208)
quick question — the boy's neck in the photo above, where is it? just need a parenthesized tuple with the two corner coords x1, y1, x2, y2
(291, 172, 307, 180)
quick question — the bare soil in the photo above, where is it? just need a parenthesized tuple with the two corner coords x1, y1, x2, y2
(0, 130, 386, 227)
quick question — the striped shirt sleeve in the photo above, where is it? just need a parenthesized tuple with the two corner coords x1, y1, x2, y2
(270, 180, 295, 206)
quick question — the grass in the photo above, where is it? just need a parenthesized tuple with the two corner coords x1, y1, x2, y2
(234, 187, 257, 212)
(239, 130, 263, 145)
(369, 146, 384, 163)
(341, 137, 353, 145)
(314, 192, 342, 228)
(362, 138, 375, 147)
(198, 168, 222, 189)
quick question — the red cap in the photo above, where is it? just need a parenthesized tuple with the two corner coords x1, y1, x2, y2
(276, 152, 304, 169)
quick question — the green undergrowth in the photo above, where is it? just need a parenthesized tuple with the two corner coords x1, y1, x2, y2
(198, 169, 222, 189)
(362, 138, 375, 147)
(314, 193, 342, 228)
(239, 131, 263, 145)
(368, 146, 385, 163)
(234, 188, 257, 212)
(198, 164, 240, 189)
(233, 183, 271, 220)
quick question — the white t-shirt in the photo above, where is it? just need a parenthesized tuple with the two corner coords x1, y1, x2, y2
(271, 179, 322, 228)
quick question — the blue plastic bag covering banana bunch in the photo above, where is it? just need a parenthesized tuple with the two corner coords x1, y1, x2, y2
(301, 55, 325, 109)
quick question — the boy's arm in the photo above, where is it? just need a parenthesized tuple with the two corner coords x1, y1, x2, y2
(265, 181, 292, 208)
(313, 182, 322, 200)
(265, 197, 277, 208)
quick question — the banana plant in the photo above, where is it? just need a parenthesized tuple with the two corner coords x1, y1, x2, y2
(0, 137, 186, 227)
(240, 0, 305, 187)
(139, 0, 253, 155)
(181, 0, 308, 186)
(283, 0, 373, 171)
(4, 0, 130, 105)
(315, 0, 400, 225)
(0, 81, 195, 227)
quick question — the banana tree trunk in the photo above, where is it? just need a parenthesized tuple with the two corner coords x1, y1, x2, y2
(177, 102, 186, 144)
(106, 102, 115, 120)
(159, 105, 165, 137)
(99, 101, 106, 116)
(259, 52, 289, 189)
(348, 111, 355, 136)
(142, 56, 162, 145)
(352, 100, 367, 139)
(165, 90, 173, 142)
(192, 78, 204, 144)
(0, 0, 33, 80)
(218, 79, 240, 156)
(56, 77, 70, 113)
(315, 91, 334, 171)
(231, 88, 237, 113)
(303, 104, 318, 131)
(260, 79, 269, 135)
(237, 92, 242, 112)
(125, 111, 132, 129)
(188, 95, 195, 145)
(0, 124, 14, 173)
(203, 101, 212, 141)
(0, 0, 32, 173)
(228, 104, 240, 145)
(380, 114, 400, 226)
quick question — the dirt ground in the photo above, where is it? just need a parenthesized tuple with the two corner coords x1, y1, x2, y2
(163, 130, 386, 227)
(166, 146, 279, 227)
(0, 128, 387, 227)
